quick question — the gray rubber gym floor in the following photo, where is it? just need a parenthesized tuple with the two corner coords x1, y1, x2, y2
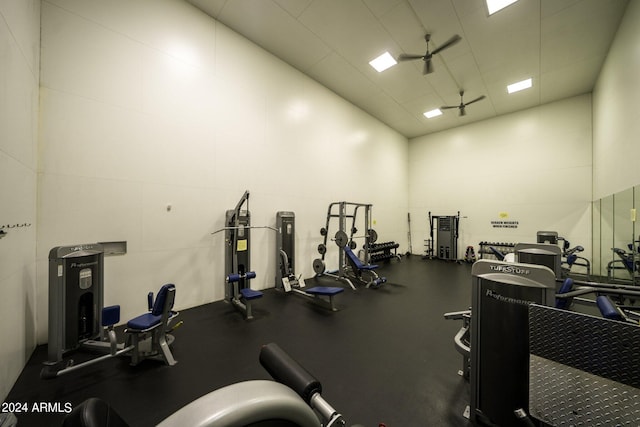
(7, 256, 474, 427)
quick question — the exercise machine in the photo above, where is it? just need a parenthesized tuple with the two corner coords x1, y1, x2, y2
(469, 260, 556, 426)
(514, 242, 563, 279)
(425, 211, 460, 261)
(312, 201, 385, 289)
(560, 240, 590, 278)
(446, 261, 640, 426)
(343, 245, 387, 288)
(63, 343, 369, 427)
(218, 191, 268, 320)
(443, 309, 471, 380)
(43, 244, 180, 379)
(607, 243, 639, 285)
(276, 211, 344, 311)
(47, 243, 105, 364)
(537, 231, 591, 279)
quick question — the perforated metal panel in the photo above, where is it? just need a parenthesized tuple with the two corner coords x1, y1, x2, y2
(529, 304, 640, 425)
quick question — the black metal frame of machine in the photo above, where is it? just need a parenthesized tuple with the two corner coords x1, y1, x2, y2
(426, 211, 460, 261)
(469, 259, 556, 426)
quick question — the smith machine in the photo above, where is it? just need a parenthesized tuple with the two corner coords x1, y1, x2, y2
(312, 201, 386, 289)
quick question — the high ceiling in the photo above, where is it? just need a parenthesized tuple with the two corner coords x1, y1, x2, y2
(186, 0, 629, 138)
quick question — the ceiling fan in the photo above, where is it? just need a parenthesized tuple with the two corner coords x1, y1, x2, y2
(397, 34, 462, 75)
(441, 90, 486, 116)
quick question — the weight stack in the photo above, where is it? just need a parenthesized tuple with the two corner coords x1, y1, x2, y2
(48, 243, 105, 363)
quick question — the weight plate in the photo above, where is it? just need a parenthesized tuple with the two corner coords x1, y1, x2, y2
(349, 241, 357, 250)
(320, 227, 327, 236)
(317, 243, 327, 255)
(312, 258, 326, 274)
(334, 230, 349, 247)
(368, 229, 378, 244)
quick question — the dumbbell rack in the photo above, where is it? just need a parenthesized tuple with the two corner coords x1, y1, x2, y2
(478, 241, 515, 259)
(367, 242, 400, 262)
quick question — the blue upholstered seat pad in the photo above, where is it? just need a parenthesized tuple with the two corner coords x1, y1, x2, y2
(305, 286, 344, 295)
(596, 295, 623, 320)
(102, 305, 121, 327)
(344, 246, 378, 270)
(240, 288, 263, 300)
(127, 312, 163, 330)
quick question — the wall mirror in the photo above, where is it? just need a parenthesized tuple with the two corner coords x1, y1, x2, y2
(592, 185, 638, 284)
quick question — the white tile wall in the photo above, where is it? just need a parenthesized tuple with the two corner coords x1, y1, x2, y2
(0, 0, 39, 403)
(37, 0, 409, 343)
(593, 0, 640, 199)
(408, 95, 593, 259)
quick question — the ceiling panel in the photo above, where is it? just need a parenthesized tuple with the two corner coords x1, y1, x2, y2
(187, 0, 630, 138)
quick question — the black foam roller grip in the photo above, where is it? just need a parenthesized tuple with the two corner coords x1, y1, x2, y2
(259, 342, 322, 404)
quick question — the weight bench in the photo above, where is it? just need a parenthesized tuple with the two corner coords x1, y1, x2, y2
(343, 245, 387, 288)
(125, 283, 179, 366)
(304, 286, 344, 311)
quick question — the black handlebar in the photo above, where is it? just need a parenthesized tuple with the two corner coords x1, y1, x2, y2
(259, 342, 322, 404)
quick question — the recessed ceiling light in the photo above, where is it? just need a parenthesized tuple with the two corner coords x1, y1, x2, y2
(424, 109, 442, 119)
(486, 0, 519, 15)
(507, 78, 532, 94)
(369, 52, 397, 73)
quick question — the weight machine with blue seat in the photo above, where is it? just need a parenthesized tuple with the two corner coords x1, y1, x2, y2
(536, 231, 591, 279)
(125, 283, 179, 367)
(43, 243, 180, 379)
(213, 190, 269, 320)
(343, 245, 387, 288)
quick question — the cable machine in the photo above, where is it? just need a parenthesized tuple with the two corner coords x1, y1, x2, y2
(212, 190, 275, 320)
(425, 211, 460, 261)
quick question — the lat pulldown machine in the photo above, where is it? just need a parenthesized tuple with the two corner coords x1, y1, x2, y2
(222, 191, 264, 320)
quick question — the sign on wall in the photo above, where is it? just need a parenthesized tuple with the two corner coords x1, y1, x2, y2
(491, 212, 519, 229)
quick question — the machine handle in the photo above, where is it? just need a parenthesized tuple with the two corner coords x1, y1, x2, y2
(259, 342, 322, 404)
